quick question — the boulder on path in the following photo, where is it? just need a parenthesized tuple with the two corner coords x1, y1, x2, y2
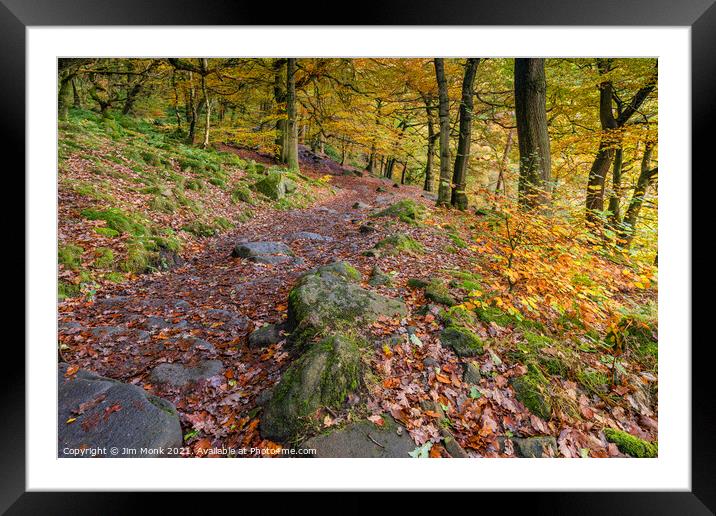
(248, 322, 287, 348)
(58, 363, 182, 457)
(368, 266, 392, 287)
(149, 360, 224, 388)
(232, 241, 297, 265)
(253, 171, 297, 200)
(260, 334, 363, 442)
(352, 201, 372, 210)
(290, 231, 334, 242)
(287, 261, 407, 345)
(300, 416, 414, 458)
(440, 325, 484, 357)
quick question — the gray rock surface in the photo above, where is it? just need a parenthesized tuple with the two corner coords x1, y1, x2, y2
(300, 416, 414, 458)
(149, 360, 224, 388)
(58, 363, 182, 457)
(290, 231, 334, 242)
(248, 323, 286, 348)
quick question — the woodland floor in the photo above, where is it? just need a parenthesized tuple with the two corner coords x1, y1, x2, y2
(58, 147, 657, 458)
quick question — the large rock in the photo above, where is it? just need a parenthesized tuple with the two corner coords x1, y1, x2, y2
(58, 363, 182, 457)
(287, 261, 407, 345)
(300, 416, 415, 458)
(248, 322, 286, 348)
(232, 241, 297, 265)
(149, 360, 224, 388)
(440, 325, 484, 357)
(260, 334, 362, 442)
(498, 435, 558, 457)
(290, 232, 334, 242)
(253, 171, 297, 200)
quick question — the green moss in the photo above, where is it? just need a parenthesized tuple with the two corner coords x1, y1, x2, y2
(92, 247, 115, 268)
(213, 216, 234, 231)
(58, 281, 81, 300)
(572, 273, 595, 287)
(577, 368, 611, 395)
(149, 194, 176, 213)
(374, 234, 425, 255)
(231, 184, 254, 204)
(374, 199, 427, 224)
(185, 178, 205, 191)
(105, 271, 125, 283)
(539, 356, 569, 377)
(440, 325, 484, 357)
(439, 305, 477, 327)
(81, 208, 150, 237)
(523, 331, 554, 349)
(448, 233, 468, 248)
(69, 181, 112, 201)
(511, 363, 552, 420)
(604, 428, 657, 458)
(181, 220, 218, 237)
(58, 244, 84, 269)
(120, 241, 153, 273)
(94, 227, 120, 238)
(407, 278, 429, 289)
(424, 279, 456, 306)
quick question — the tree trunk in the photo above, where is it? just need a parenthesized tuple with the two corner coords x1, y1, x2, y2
(495, 129, 513, 196)
(423, 95, 436, 192)
(58, 72, 73, 121)
(273, 59, 288, 161)
(586, 58, 656, 224)
(285, 58, 300, 170)
(606, 145, 624, 228)
(451, 58, 480, 210)
(514, 58, 551, 208)
(434, 58, 452, 206)
(201, 67, 211, 148)
(620, 143, 657, 247)
(187, 72, 198, 144)
(385, 157, 395, 180)
(71, 78, 82, 109)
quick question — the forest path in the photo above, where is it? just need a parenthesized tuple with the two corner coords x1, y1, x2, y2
(58, 151, 440, 451)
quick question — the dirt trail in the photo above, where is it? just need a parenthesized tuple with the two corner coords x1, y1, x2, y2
(58, 153, 437, 453)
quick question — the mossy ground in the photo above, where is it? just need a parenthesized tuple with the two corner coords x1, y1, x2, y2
(374, 234, 425, 255)
(604, 428, 657, 457)
(373, 199, 427, 224)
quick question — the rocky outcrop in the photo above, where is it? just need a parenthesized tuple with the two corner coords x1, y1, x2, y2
(260, 261, 408, 443)
(232, 241, 297, 265)
(58, 363, 182, 457)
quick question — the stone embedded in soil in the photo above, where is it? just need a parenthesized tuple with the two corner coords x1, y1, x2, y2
(248, 322, 286, 348)
(300, 416, 415, 458)
(368, 266, 392, 287)
(260, 334, 363, 442)
(149, 360, 224, 388)
(90, 326, 150, 342)
(253, 171, 296, 200)
(439, 326, 484, 357)
(232, 241, 293, 259)
(498, 435, 558, 457)
(58, 363, 182, 457)
(352, 201, 372, 210)
(359, 223, 376, 234)
(204, 308, 249, 330)
(290, 231, 334, 242)
(463, 361, 482, 383)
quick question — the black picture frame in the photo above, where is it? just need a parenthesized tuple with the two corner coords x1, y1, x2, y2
(6, 0, 712, 512)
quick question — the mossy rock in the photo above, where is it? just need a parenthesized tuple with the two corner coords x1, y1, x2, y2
(287, 262, 406, 347)
(231, 184, 254, 204)
(149, 194, 176, 214)
(439, 305, 478, 327)
(407, 278, 429, 289)
(253, 171, 296, 200)
(260, 334, 363, 442)
(373, 234, 424, 255)
(604, 428, 657, 458)
(440, 325, 484, 357)
(424, 279, 456, 306)
(373, 199, 427, 224)
(58, 244, 84, 270)
(511, 363, 552, 420)
(58, 281, 82, 300)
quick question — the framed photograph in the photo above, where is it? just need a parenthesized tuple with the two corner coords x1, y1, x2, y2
(10, 0, 711, 511)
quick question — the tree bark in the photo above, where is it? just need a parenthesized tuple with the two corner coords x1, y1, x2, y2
(451, 58, 480, 210)
(201, 60, 211, 148)
(495, 129, 513, 196)
(620, 143, 657, 247)
(423, 95, 436, 192)
(514, 58, 551, 208)
(273, 59, 288, 161)
(434, 58, 452, 206)
(606, 145, 623, 228)
(285, 58, 300, 170)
